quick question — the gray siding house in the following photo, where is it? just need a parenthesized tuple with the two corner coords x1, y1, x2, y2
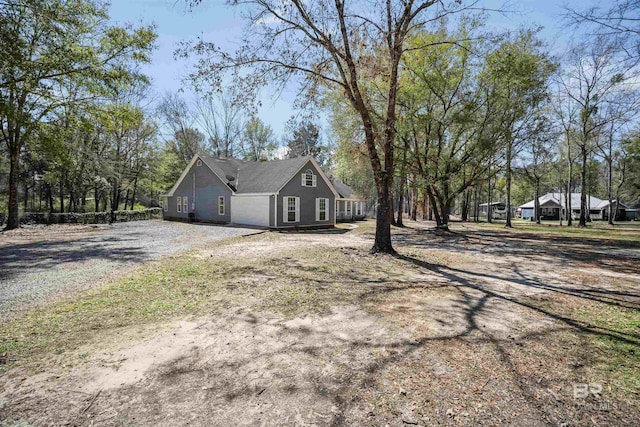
(161, 155, 339, 229)
(330, 177, 366, 222)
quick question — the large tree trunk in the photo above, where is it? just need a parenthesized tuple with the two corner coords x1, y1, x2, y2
(579, 146, 588, 227)
(6, 148, 20, 230)
(372, 180, 394, 253)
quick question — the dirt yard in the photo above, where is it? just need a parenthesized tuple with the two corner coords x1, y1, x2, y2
(1, 220, 639, 426)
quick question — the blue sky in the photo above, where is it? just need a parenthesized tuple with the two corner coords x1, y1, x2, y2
(108, 0, 604, 139)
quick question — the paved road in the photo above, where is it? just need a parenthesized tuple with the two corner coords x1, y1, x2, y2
(0, 220, 259, 319)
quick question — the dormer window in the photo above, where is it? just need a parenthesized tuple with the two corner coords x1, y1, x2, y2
(301, 169, 317, 187)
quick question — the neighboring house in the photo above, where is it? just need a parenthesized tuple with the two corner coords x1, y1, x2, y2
(478, 202, 512, 220)
(161, 154, 339, 228)
(330, 177, 366, 222)
(518, 193, 628, 221)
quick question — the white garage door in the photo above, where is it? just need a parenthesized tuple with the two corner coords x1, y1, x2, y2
(231, 195, 271, 227)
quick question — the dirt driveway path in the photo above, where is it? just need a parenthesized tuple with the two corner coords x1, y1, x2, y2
(0, 221, 260, 319)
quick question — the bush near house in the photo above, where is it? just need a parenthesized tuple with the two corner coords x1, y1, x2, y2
(16, 208, 163, 226)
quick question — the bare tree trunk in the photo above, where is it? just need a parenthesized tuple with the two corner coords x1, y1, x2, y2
(422, 196, 428, 220)
(567, 146, 573, 226)
(130, 182, 138, 211)
(505, 141, 513, 228)
(579, 146, 588, 227)
(5, 148, 21, 229)
(24, 184, 29, 212)
(487, 177, 493, 223)
(461, 189, 470, 222)
(534, 180, 540, 224)
(607, 148, 613, 225)
(396, 176, 405, 227)
(559, 182, 563, 226)
(410, 180, 418, 221)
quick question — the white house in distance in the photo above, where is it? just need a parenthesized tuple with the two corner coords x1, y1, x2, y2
(518, 193, 628, 221)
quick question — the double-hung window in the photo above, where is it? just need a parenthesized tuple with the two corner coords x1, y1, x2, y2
(301, 169, 317, 187)
(183, 196, 188, 213)
(356, 202, 362, 216)
(218, 196, 225, 215)
(283, 196, 300, 223)
(316, 198, 329, 221)
(346, 201, 352, 217)
(177, 196, 182, 213)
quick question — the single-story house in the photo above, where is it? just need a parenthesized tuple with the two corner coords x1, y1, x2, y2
(160, 154, 340, 229)
(478, 202, 510, 219)
(518, 193, 628, 221)
(330, 177, 366, 222)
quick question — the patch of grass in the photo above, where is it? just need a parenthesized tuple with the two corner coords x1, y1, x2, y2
(0, 255, 244, 368)
(0, 234, 391, 369)
(574, 304, 640, 394)
(531, 296, 640, 397)
(467, 220, 640, 243)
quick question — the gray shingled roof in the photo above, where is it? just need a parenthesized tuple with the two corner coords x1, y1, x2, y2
(329, 177, 360, 199)
(199, 155, 313, 193)
(519, 193, 626, 210)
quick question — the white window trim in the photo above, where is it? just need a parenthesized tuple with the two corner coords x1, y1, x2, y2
(177, 196, 182, 213)
(316, 198, 329, 221)
(283, 196, 300, 223)
(301, 169, 317, 187)
(218, 196, 225, 216)
(346, 200, 352, 216)
(183, 196, 188, 213)
(356, 202, 362, 216)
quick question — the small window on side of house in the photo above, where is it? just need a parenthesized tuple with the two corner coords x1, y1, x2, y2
(218, 196, 225, 215)
(177, 196, 182, 213)
(183, 196, 188, 213)
(197, 159, 202, 167)
(301, 169, 316, 187)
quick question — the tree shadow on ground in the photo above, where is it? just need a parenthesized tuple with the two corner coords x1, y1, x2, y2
(0, 234, 151, 283)
(392, 227, 640, 275)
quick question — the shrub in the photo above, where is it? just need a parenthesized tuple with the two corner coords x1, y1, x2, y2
(20, 208, 163, 226)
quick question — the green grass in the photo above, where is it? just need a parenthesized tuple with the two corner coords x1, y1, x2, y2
(465, 219, 640, 242)
(575, 304, 640, 394)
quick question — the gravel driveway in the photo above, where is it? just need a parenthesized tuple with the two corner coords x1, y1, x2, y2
(0, 220, 259, 319)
